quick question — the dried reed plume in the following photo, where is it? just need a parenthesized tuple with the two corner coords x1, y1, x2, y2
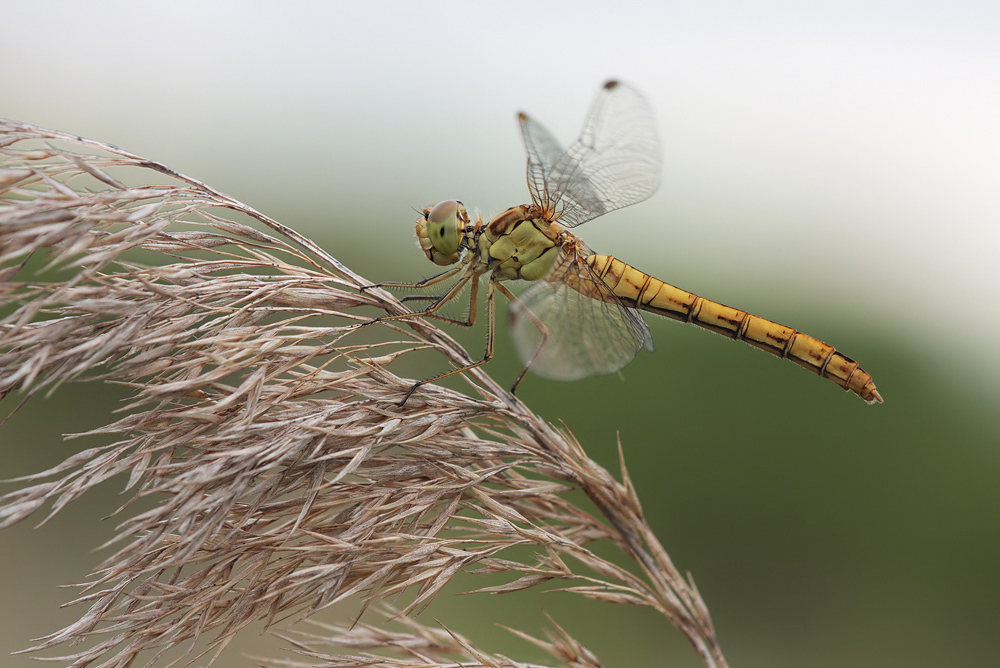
(0, 119, 728, 668)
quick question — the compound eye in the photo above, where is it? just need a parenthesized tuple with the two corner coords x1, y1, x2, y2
(428, 200, 459, 225)
(426, 200, 461, 255)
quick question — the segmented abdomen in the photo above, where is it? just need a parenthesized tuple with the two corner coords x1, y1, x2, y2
(583, 254, 883, 403)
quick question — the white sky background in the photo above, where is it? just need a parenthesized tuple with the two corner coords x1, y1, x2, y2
(2, 0, 998, 392)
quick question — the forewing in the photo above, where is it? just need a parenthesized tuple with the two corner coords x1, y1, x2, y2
(508, 248, 654, 381)
(518, 80, 662, 228)
(519, 111, 566, 212)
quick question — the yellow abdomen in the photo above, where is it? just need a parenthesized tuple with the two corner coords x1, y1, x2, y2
(583, 254, 882, 403)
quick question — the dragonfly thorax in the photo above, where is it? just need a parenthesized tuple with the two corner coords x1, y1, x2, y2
(416, 200, 472, 266)
(479, 205, 563, 282)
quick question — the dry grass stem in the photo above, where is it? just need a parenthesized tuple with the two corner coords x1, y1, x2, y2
(271, 607, 603, 668)
(0, 119, 728, 668)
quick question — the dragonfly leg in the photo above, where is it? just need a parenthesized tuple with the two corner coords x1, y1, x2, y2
(361, 264, 466, 293)
(400, 294, 441, 303)
(399, 278, 497, 406)
(496, 282, 548, 394)
(377, 270, 479, 328)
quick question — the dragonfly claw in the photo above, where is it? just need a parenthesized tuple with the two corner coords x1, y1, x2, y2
(398, 382, 422, 406)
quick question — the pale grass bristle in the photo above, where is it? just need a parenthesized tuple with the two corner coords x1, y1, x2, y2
(0, 119, 729, 668)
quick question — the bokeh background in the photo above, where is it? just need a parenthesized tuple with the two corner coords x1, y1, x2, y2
(2, 1, 998, 666)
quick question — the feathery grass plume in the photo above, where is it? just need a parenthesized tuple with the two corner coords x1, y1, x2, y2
(272, 607, 605, 668)
(0, 119, 729, 668)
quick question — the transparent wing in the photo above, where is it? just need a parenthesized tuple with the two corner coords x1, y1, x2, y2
(508, 247, 654, 381)
(519, 80, 662, 228)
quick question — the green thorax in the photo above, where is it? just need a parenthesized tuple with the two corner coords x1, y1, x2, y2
(477, 205, 563, 282)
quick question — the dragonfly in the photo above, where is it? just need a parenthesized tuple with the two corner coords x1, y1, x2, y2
(372, 80, 882, 406)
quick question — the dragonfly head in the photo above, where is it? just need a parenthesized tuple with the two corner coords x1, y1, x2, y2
(416, 200, 470, 266)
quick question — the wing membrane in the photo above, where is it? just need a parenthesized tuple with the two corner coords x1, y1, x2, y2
(508, 246, 654, 381)
(519, 80, 662, 228)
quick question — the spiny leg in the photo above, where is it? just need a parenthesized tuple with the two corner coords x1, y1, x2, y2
(399, 278, 497, 406)
(400, 295, 442, 304)
(361, 263, 466, 293)
(496, 281, 549, 394)
(370, 265, 480, 328)
(391, 271, 478, 327)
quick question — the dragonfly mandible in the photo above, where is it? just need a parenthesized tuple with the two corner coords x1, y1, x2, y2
(373, 80, 882, 406)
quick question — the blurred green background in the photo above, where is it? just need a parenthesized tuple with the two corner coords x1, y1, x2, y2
(2, 1, 998, 666)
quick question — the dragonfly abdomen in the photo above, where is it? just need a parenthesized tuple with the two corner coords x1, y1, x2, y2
(584, 254, 882, 403)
